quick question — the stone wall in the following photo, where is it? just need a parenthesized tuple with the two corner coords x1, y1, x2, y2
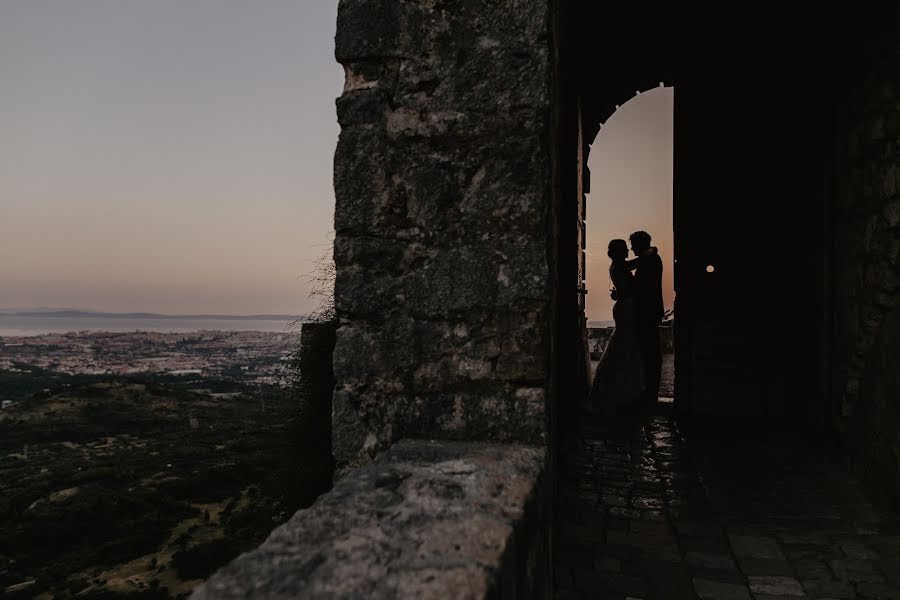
(191, 441, 548, 600)
(331, 0, 554, 466)
(833, 40, 900, 504)
(194, 5, 558, 598)
(586, 326, 673, 360)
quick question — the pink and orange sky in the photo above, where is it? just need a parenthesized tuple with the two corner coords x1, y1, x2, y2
(1, 2, 673, 317)
(586, 87, 674, 323)
(1, 1, 343, 315)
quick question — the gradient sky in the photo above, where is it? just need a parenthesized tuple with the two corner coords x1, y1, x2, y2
(586, 87, 674, 323)
(1, 2, 672, 318)
(1, 1, 342, 314)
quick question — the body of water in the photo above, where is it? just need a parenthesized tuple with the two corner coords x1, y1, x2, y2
(0, 315, 299, 337)
(587, 320, 615, 328)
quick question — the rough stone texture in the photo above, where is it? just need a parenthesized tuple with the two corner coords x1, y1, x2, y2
(587, 326, 673, 360)
(191, 440, 548, 600)
(833, 33, 900, 505)
(331, 0, 554, 465)
(554, 408, 900, 600)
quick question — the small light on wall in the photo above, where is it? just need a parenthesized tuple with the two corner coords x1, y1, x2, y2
(706, 265, 715, 273)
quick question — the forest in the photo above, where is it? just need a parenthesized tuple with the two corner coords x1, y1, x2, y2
(0, 322, 335, 599)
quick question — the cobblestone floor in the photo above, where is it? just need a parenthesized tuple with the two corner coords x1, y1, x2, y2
(555, 408, 900, 599)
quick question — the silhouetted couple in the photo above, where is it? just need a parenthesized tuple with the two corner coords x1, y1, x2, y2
(590, 230, 663, 417)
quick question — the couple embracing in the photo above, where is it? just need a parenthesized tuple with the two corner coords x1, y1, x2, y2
(590, 230, 664, 416)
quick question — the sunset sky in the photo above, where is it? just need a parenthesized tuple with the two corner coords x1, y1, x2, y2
(1, 2, 672, 317)
(1, 1, 342, 315)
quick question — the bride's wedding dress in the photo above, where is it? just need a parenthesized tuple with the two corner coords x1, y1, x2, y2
(590, 262, 646, 415)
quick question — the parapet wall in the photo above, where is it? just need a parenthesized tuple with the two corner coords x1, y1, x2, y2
(331, 0, 555, 466)
(191, 440, 549, 599)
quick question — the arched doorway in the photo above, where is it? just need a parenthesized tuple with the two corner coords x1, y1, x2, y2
(584, 85, 675, 402)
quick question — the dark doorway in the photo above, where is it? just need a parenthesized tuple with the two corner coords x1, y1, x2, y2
(553, 5, 900, 596)
(559, 2, 840, 431)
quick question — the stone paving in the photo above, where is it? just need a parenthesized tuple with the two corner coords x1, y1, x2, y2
(555, 408, 900, 599)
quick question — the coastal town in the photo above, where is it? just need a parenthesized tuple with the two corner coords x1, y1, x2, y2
(0, 330, 298, 404)
(0, 327, 325, 599)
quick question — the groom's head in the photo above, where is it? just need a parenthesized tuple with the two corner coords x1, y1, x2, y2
(629, 231, 652, 255)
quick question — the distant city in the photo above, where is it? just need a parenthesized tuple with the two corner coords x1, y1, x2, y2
(0, 319, 312, 595)
(0, 309, 304, 337)
(0, 329, 298, 409)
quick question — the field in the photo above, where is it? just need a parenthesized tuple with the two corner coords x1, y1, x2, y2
(0, 376, 332, 599)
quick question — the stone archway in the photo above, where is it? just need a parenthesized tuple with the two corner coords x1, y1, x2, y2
(562, 2, 836, 423)
(581, 86, 676, 404)
(554, 0, 681, 428)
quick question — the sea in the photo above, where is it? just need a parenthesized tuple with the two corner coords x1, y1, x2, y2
(587, 320, 615, 328)
(1, 313, 610, 337)
(0, 315, 300, 337)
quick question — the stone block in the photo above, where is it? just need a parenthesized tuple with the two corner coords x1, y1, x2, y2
(829, 558, 886, 583)
(748, 576, 805, 596)
(686, 551, 738, 571)
(191, 440, 547, 600)
(729, 534, 787, 560)
(736, 558, 794, 576)
(335, 0, 399, 61)
(793, 558, 834, 580)
(331, 0, 553, 466)
(839, 538, 880, 560)
(692, 578, 753, 600)
(802, 578, 856, 598)
(857, 582, 900, 599)
(336, 88, 391, 126)
(884, 199, 900, 228)
(333, 127, 390, 235)
(574, 571, 648, 597)
(331, 387, 368, 463)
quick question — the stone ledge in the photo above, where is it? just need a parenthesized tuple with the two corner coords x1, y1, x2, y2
(190, 440, 548, 600)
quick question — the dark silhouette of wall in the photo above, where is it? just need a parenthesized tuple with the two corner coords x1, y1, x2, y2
(330, 0, 900, 504)
(331, 0, 556, 467)
(833, 30, 900, 506)
(198, 4, 900, 598)
(564, 3, 900, 505)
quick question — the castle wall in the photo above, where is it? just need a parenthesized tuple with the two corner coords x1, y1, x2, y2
(833, 43, 900, 505)
(196, 4, 900, 598)
(331, 0, 555, 465)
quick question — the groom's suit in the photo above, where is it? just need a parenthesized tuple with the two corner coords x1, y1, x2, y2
(634, 250, 664, 404)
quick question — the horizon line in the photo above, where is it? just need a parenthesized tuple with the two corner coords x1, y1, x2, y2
(0, 308, 307, 320)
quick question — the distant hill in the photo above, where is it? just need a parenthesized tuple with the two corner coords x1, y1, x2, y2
(1, 309, 304, 321)
(587, 320, 615, 328)
(0, 378, 329, 599)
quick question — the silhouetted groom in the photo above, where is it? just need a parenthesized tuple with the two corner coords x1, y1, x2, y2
(629, 231, 664, 407)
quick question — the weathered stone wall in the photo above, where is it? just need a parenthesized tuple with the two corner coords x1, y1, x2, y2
(332, 0, 554, 466)
(586, 326, 673, 360)
(191, 441, 548, 600)
(833, 42, 900, 504)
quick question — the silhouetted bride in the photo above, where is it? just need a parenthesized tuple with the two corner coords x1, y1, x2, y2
(590, 239, 645, 415)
